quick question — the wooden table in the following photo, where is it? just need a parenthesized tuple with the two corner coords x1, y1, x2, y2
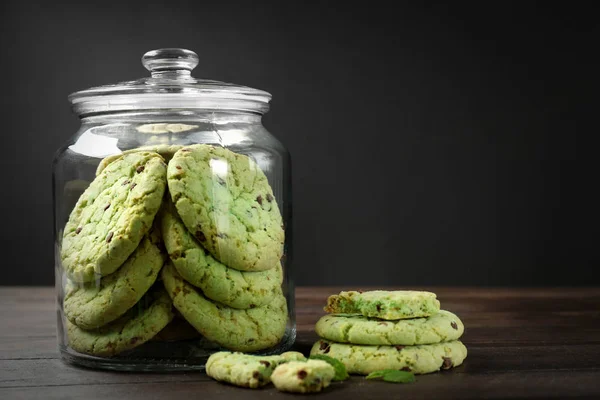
(1, 287, 599, 399)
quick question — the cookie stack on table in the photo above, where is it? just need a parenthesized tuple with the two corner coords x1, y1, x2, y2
(310, 290, 468, 375)
(60, 144, 287, 356)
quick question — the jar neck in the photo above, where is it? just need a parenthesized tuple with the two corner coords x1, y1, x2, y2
(81, 110, 263, 125)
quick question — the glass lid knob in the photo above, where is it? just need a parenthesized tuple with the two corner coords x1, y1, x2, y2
(142, 48, 199, 76)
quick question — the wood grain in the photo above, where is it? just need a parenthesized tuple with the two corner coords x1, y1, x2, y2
(1, 286, 599, 399)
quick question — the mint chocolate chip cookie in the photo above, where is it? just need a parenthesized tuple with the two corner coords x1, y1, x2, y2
(167, 144, 284, 272)
(64, 229, 165, 330)
(66, 288, 174, 357)
(206, 351, 306, 388)
(161, 262, 288, 352)
(315, 310, 464, 346)
(271, 360, 335, 393)
(160, 201, 282, 309)
(310, 339, 467, 375)
(324, 290, 440, 320)
(95, 145, 183, 176)
(61, 152, 166, 282)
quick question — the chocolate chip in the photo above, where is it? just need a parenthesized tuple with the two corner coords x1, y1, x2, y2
(103, 203, 110, 211)
(266, 194, 273, 202)
(249, 304, 256, 309)
(175, 165, 182, 170)
(181, 148, 191, 152)
(75, 227, 82, 234)
(130, 337, 139, 345)
(395, 345, 405, 351)
(401, 367, 411, 372)
(451, 321, 458, 330)
(319, 341, 329, 351)
(256, 195, 263, 205)
(297, 370, 307, 380)
(376, 304, 382, 312)
(130, 183, 137, 190)
(136, 165, 145, 173)
(106, 232, 114, 243)
(324, 346, 330, 354)
(195, 230, 206, 242)
(252, 371, 260, 379)
(441, 357, 453, 370)
(259, 361, 270, 367)
(122, 179, 130, 186)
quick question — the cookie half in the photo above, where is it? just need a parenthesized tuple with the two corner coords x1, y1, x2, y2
(324, 290, 440, 320)
(61, 152, 166, 282)
(66, 288, 174, 357)
(271, 360, 335, 393)
(167, 144, 284, 272)
(310, 339, 467, 375)
(160, 201, 282, 309)
(64, 229, 165, 330)
(161, 262, 288, 352)
(315, 310, 464, 346)
(206, 351, 306, 388)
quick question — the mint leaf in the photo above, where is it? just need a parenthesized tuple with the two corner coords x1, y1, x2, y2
(309, 354, 349, 381)
(366, 369, 415, 383)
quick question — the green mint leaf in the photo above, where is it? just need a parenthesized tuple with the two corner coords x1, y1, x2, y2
(366, 369, 415, 383)
(309, 354, 349, 381)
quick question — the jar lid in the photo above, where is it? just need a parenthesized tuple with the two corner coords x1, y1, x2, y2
(68, 48, 272, 117)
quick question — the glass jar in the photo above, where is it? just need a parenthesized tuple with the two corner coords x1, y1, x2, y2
(53, 48, 295, 371)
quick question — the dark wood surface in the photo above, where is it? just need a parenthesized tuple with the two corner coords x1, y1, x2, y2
(1, 286, 599, 399)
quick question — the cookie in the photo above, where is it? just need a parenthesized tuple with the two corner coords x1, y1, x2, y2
(95, 145, 183, 176)
(206, 351, 306, 388)
(310, 339, 467, 375)
(161, 262, 288, 352)
(61, 152, 167, 282)
(160, 201, 282, 309)
(64, 229, 165, 330)
(315, 310, 464, 346)
(167, 144, 284, 272)
(66, 288, 174, 357)
(324, 290, 440, 320)
(271, 360, 335, 393)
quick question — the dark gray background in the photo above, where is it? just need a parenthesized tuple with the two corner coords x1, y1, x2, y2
(1, 1, 597, 286)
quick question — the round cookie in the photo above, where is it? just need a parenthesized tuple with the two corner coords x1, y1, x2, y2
(95, 145, 183, 176)
(64, 229, 166, 330)
(167, 144, 284, 272)
(206, 351, 306, 388)
(315, 310, 464, 346)
(271, 360, 335, 393)
(324, 290, 440, 320)
(310, 339, 468, 375)
(161, 262, 288, 352)
(160, 201, 282, 309)
(66, 288, 174, 357)
(61, 152, 167, 282)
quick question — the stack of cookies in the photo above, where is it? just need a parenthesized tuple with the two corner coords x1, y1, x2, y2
(60, 144, 287, 356)
(310, 290, 468, 375)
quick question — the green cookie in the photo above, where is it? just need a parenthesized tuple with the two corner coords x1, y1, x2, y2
(66, 288, 174, 357)
(315, 310, 464, 346)
(61, 152, 167, 282)
(206, 351, 306, 388)
(160, 201, 282, 309)
(167, 144, 284, 272)
(64, 229, 165, 330)
(161, 262, 288, 352)
(271, 360, 335, 393)
(95, 145, 183, 176)
(324, 290, 440, 320)
(310, 339, 467, 375)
